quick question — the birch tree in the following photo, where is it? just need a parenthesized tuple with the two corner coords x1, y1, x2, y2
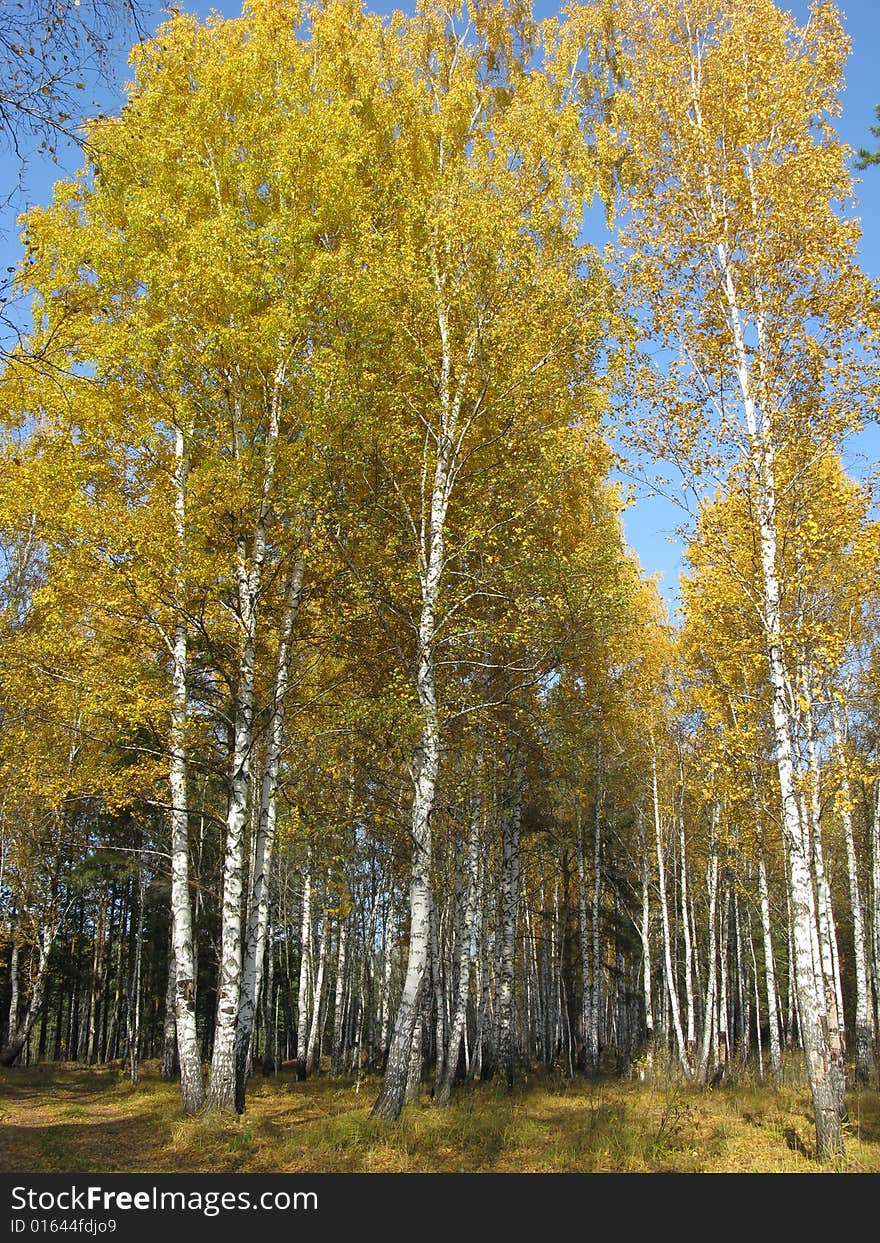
(609, 0, 878, 1158)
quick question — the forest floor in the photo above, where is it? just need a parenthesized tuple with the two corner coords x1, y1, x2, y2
(2, 1060, 880, 1173)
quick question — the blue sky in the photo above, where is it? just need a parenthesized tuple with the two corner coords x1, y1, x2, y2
(1, 0, 877, 619)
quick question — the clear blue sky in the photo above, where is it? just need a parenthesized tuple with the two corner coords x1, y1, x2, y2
(1, 0, 878, 620)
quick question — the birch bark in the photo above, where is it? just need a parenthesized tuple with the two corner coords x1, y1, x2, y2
(234, 545, 307, 1111)
(437, 788, 479, 1105)
(696, 823, 719, 1085)
(652, 747, 690, 1076)
(208, 357, 287, 1111)
(496, 782, 522, 1091)
(831, 699, 875, 1086)
(296, 864, 312, 1080)
(757, 850, 783, 1082)
(168, 423, 204, 1114)
(720, 243, 841, 1157)
(0, 923, 54, 1067)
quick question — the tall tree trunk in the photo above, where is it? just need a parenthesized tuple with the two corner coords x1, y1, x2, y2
(722, 234, 841, 1158)
(261, 906, 277, 1076)
(586, 770, 603, 1076)
(831, 700, 875, 1087)
(495, 776, 521, 1092)
(372, 235, 468, 1120)
(576, 810, 592, 1072)
(296, 864, 313, 1080)
(161, 924, 178, 1081)
(85, 892, 106, 1065)
(696, 824, 719, 1085)
(234, 545, 307, 1111)
(757, 849, 783, 1082)
(636, 807, 655, 1076)
(306, 907, 331, 1076)
(804, 701, 847, 1116)
(1, 923, 54, 1067)
(208, 359, 286, 1112)
(437, 789, 480, 1106)
(6, 934, 19, 1048)
(330, 915, 349, 1077)
(169, 423, 205, 1114)
(126, 868, 145, 1087)
(652, 747, 690, 1076)
(678, 797, 696, 1058)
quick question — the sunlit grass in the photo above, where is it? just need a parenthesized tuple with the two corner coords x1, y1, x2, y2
(1, 1059, 878, 1173)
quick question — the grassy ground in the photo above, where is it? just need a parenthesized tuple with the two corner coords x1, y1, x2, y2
(1, 1060, 879, 1173)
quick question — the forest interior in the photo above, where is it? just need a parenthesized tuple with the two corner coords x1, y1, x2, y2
(3, 0, 880, 1179)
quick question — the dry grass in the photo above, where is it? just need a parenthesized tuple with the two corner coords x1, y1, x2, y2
(1, 1060, 879, 1173)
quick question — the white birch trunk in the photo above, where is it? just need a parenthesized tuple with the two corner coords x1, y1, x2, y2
(577, 810, 595, 1072)
(168, 424, 204, 1115)
(721, 247, 841, 1158)
(652, 748, 690, 1076)
(372, 244, 459, 1120)
(296, 865, 312, 1079)
(234, 545, 307, 1110)
(437, 789, 480, 1106)
(496, 782, 522, 1090)
(678, 802, 696, 1056)
(208, 359, 286, 1111)
(6, 935, 18, 1048)
(306, 908, 331, 1075)
(757, 850, 783, 1082)
(161, 926, 177, 1081)
(747, 912, 763, 1082)
(637, 808, 655, 1075)
(1, 923, 54, 1067)
(804, 696, 847, 1112)
(831, 699, 875, 1086)
(697, 826, 719, 1085)
(331, 917, 348, 1076)
(585, 772, 603, 1076)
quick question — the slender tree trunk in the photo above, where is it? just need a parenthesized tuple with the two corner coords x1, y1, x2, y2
(429, 899, 446, 1094)
(6, 934, 19, 1048)
(652, 747, 690, 1076)
(758, 850, 783, 1082)
(262, 908, 277, 1076)
(495, 777, 521, 1092)
(85, 892, 106, 1065)
(296, 864, 313, 1079)
(831, 700, 875, 1087)
(804, 708, 847, 1116)
(161, 924, 178, 1081)
(722, 237, 841, 1158)
(306, 908, 331, 1076)
(208, 361, 286, 1112)
(373, 234, 470, 1120)
(678, 801, 696, 1058)
(234, 546, 307, 1110)
(371, 570, 442, 1118)
(437, 789, 480, 1106)
(585, 769, 603, 1076)
(697, 827, 719, 1085)
(331, 916, 349, 1077)
(637, 808, 655, 1076)
(1, 923, 54, 1067)
(168, 424, 205, 1114)
(126, 868, 145, 1087)
(747, 912, 763, 1082)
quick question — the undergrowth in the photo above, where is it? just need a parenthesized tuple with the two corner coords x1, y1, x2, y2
(1, 1060, 878, 1173)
